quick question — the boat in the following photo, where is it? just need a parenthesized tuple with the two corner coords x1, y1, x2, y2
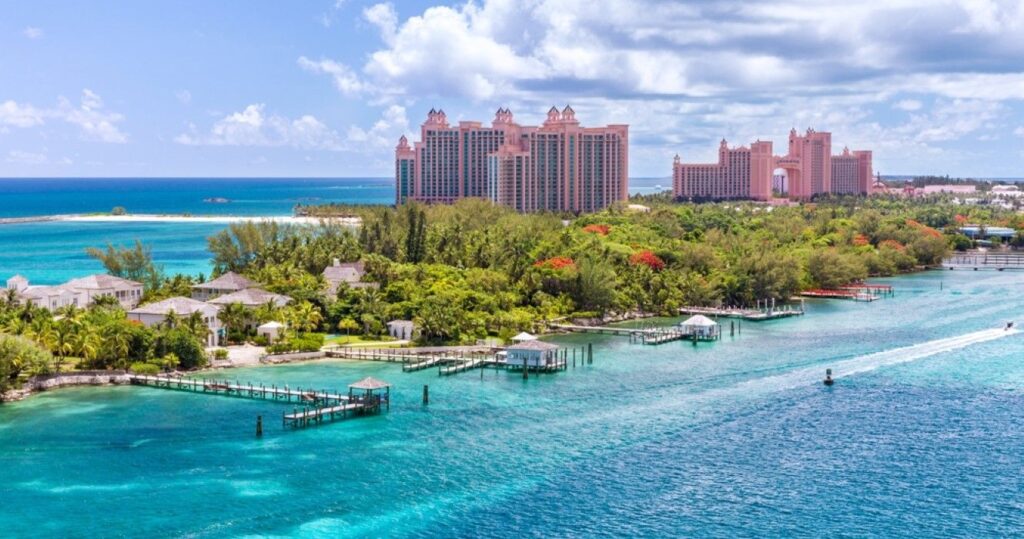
(1006, 321, 1014, 331)
(203, 197, 231, 204)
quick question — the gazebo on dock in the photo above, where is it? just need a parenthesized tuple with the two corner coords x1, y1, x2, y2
(511, 331, 538, 343)
(679, 315, 721, 341)
(348, 377, 391, 412)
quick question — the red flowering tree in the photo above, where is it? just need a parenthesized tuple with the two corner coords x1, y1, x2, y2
(852, 233, 870, 247)
(582, 224, 611, 236)
(879, 239, 906, 252)
(629, 250, 665, 271)
(533, 256, 576, 271)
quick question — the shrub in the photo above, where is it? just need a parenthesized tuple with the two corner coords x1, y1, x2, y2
(129, 362, 160, 375)
(213, 349, 229, 360)
(582, 224, 611, 236)
(111, 206, 127, 216)
(533, 257, 575, 270)
(265, 333, 325, 355)
(629, 250, 666, 270)
(252, 335, 269, 346)
(162, 328, 207, 370)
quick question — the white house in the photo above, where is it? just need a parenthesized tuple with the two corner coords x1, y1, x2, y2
(207, 287, 292, 308)
(127, 297, 222, 347)
(63, 274, 144, 309)
(6, 273, 143, 312)
(323, 259, 378, 296)
(505, 339, 560, 368)
(257, 321, 285, 344)
(191, 271, 258, 301)
(386, 319, 415, 340)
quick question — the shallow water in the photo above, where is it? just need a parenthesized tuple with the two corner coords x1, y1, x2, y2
(1, 269, 1023, 537)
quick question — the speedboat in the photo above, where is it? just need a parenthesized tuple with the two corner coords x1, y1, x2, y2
(1006, 321, 1014, 331)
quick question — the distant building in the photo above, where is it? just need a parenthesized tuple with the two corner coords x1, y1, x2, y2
(191, 272, 258, 301)
(396, 106, 629, 213)
(127, 297, 222, 347)
(322, 259, 378, 296)
(921, 185, 977, 195)
(386, 320, 415, 340)
(673, 129, 873, 201)
(5, 273, 143, 311)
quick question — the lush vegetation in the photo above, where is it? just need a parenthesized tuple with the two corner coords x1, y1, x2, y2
(0, 291, 210, 389)
(192, 196, 1013, 345)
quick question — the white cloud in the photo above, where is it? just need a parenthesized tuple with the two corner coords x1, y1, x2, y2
(298, 56, 366, 96)
(176, 103, 408, 154)
(175, 104, 344, 150)
(363, 3, 398, 45)
(894, 99, 923, 111)
(22, 27, 43, 39)
(1014, 126, 1024, 137)
(6, 150, 47, 165)
(0, 90, 127, 143)
(176, 90, 192, 105)
(0, 100, 45, 127)
(319, 0, 348, 27)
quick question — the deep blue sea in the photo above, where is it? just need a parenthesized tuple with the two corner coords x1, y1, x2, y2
(1, 269, 1023, 537)
(0, 178, 669, 284)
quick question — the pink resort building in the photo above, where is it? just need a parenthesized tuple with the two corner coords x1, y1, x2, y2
(395, 107, 629, 213)
(673, 129, 873, 201)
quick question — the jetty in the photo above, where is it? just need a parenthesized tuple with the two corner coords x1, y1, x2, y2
(677, 305, 803, 321)
(129, 374, 391, 430)
(282, 377, 390, 429)
(326, 344, 580, 376)
(944, 252, 1024, 271)
(129, 374, 348, 404)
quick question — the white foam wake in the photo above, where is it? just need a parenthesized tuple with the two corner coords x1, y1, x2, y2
(733, 327, 1019, 395)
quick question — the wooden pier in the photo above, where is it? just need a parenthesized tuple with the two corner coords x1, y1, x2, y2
(129, 374, 348, 404)
(944, 252, 1024, 271)
(547, 324, 639, 336)
(326, 345, 577, 377)
(282, 377, 390, 429)
(677, 305, 804, 321)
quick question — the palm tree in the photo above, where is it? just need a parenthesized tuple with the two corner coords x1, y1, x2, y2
(253, 300, 279, 325)
(184, 311, 209, 342)
(162, 310, 178, 330)
(103, 324, 132, 370)
(288, 302, 322, 335)
(52, 321, 77, 373)
(73, 329, 101, 367)
(218, 302, 250, 343)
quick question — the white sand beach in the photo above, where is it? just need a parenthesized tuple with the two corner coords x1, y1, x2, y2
(60, 214, 360, 225)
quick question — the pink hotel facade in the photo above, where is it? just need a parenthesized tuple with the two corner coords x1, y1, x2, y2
(395, 107, 629, 213)
(673, 129, 873, 200)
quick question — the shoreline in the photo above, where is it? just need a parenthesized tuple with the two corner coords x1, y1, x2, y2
(0, 213, 361, 226)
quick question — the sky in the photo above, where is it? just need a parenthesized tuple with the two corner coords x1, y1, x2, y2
(2, 0, 1024, 178)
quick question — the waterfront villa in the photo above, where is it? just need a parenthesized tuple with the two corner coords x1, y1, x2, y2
(6, 274, 143, 311)
(322, 259, 378, 296)
(127, 297, 222, 347)
(191, 271, 258, 301)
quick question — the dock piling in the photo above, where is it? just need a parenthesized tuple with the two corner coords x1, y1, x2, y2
(256, 415, 263, 437)
(422, 384, 429, 405)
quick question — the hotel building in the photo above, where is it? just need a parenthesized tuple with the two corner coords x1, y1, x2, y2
(396, 107, 629, 213)
(673, 129, 872, 201)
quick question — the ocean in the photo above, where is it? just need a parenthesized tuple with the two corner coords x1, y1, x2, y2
(1, 269, 1022, 537)
(0, 177, 670, 284)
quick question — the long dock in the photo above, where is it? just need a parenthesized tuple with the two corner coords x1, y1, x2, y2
(944, 252, 1024, 271)
(677, 306, 804, 321)
(548, 324, 640, 336)
(282, 402, 366, 428)
(129, 374, 348, 404)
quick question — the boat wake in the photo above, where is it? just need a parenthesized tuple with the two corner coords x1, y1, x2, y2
(732, 327, 1019, 395)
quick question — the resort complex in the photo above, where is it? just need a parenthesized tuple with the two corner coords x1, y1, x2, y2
(395, 106, 629, 213)
(673, 128, 873, 201)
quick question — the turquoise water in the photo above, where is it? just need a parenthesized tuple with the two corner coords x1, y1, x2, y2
(1, 269, 1023, 537)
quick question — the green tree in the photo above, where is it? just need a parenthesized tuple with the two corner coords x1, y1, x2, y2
(85, 240, 163, 290)
(0, 334, 52, 394)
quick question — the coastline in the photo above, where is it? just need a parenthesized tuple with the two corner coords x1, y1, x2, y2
(0, 213, 361, 226)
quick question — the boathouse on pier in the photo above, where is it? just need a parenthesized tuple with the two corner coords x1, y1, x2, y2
(679, 315, 721, 341)
(505, 339, 560, 368)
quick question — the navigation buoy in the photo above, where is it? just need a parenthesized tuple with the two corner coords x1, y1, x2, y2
(823, 368, 834, 386)
(1006, 321, 1014, 331)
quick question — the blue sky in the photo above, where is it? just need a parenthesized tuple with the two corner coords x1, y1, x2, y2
(2, 0, 1024, 178)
